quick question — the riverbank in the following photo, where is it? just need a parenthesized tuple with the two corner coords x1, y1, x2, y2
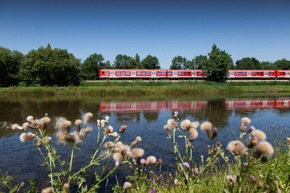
(1, 81, 290, 96)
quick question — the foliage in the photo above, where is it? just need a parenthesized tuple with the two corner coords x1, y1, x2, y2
(193, 55, 208, 70)
(274, 58, 290, 70)
(141, 55, 160, 69)
(80, 53, 106, 80)
(235, 57, 261, 70)
(170, 56, 191, 69)
(113, 54, 132, 69)
(203, 44, 233, 82)
(0, 46, 24, 87)
(19, 44, 81, 86)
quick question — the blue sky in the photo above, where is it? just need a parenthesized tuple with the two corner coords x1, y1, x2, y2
(1, 0, 289, 69)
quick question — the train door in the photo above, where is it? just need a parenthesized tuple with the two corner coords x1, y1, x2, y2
(132, 71, 136, 77)
(173, 71, 177, 78)
(286, 71, 290, 77)
(152, 71, 156, 78)
(248, 72, 251, 77)
(110, 71, 115, 78)
(229, 71, 234, 78)
(264, 72, 268, 77)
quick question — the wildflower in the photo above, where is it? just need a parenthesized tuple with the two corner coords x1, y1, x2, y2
(114, 141, 124, 153)
(113, 152, 122, 166)
(226, 175, 236, 186)
(189, 127, 199, 141)
(19, 181, 25, 188)
(75, 119, 82, 132)
(174, 179, 181, 185)
(145, 156, 157, 165)
(189, 121, 199, 130)
(121, 145, 131, 158)
(97, 119, 100, 127)
(253, 141, 274, 161)
(201, 121, 217, 140)
(41, 187, 53, 193)
(183, 162, 190, 168)
(167, 119, 178, 128)
(105, 116, 110, 124)
(104, 141, 115, 150)
(106, 125, 114, 134)
(27, 116, 37, 126)
(79, 127, 93, 136)
(12, 124, 24, 131)
(247, 136, 258, 148)
(55, 117, 71, 134)
(227, 140, 246, 156)
(180, 119, 191, 130)
(123, 181, 132, 190)
(131, 136, 142, 146)
(164, 124, 171, 135)
(36, 140, 43, 147)
(149, 188, 156, 193)
(240, 117, 251, 130)
(130, 148, 144, 158)
(22, 122, 30, 130)
(119, 125, 127, 133)
(173, 111, 178, 118)
(19, 132, 35, 142)
(251, 130, 267, 141)
(250, 175, 256, 183)
(100, 119, 106, 128)
(39, 117, 51, 130)
(200, 121, 212, 132)
(140, 158, 146, 164)
(83, 112, 93, 124)
(63, 183, 69, 193)
(194, 167, 199, 175)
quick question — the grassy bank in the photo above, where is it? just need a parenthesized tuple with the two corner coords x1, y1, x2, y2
(1, 81, 290, 96)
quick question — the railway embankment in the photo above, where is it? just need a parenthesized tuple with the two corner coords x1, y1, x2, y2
(1, 81, 290, 96)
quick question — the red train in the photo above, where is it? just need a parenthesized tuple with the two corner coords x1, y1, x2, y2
(99, 69, 290, 79)
(100, 99, 290, 112)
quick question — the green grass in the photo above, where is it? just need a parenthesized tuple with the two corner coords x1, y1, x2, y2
(1, 81, 290, 96)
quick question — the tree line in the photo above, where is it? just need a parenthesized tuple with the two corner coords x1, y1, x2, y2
(1, 43, 290, 86)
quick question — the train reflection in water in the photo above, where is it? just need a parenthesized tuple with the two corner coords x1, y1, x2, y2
(100, 99, 290, 112)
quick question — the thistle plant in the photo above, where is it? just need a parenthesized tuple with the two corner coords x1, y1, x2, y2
(0, 112, 140, 192)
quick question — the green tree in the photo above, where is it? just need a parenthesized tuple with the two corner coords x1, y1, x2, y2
(204, 44, 233, 82)
(191, 55, 208, 70)
(260, 61, 275, 70)
(235, 57, 260, 70)
(274, 59, 290, 70)
(170, 56, 190, 69)
(113, 54, 132, 69)
(129, 53, 143, 69)
(0, 46, 23, 87)
(80, 53, 104, 80)
(20, 44, 81, 86)
(142, 55, 160, 69)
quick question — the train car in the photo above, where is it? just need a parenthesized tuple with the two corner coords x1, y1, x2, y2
(166, 69, 205, 79)
(99, 69, 169, 79)
(276, 70, 290, 79)
(228, 70, 276, 79)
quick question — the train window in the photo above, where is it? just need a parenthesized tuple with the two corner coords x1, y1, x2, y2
(105, 72, 109, 75)
(116, 72, 120, 76)
(126, 71, 130, 75)
(121, 72, 125, 75)
(168, 72, 172, 75)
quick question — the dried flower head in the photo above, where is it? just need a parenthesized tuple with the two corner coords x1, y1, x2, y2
(19, 132, 36, 142)
(106, 125, 114, 133)
(104, 141, 115, 150)
(75, 119, 82, 132)
(39, 117, 51, 129)
(63, 183, 69, 192)
(83, 112, 93, 124)
(180, 119, 191, 130)
(167, 119, 178, 128)
(12, 124, 24, 131)
(131, 136, 142, 146)
(227, 140, 246, 156)
(254, 141, 274, 159)
(189, 128, 198, 141)
(145, 156, 157, 165)
(100, 119, 106, 128)
(119, 125, 127, 133)
(200, 121, 213, 132)
(251, 130, 267, 141)
(226, 175, 236, 186)
(55, 117, 71, 134)
(26, 116, 37, 126)
(189, 121, 199, 130)
(130, 148, 144, 158)
(105, 116, 110, 124)
(123, 182, 132, 190)
(41, 187, 53, 193)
